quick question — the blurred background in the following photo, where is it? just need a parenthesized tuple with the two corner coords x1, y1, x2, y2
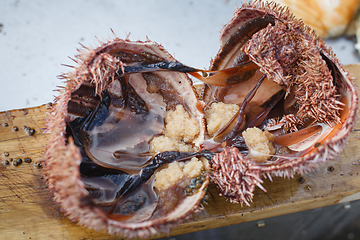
(1, 0, 360, 239)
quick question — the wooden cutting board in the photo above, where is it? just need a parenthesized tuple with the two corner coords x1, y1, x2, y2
(1, 64, 360, 240)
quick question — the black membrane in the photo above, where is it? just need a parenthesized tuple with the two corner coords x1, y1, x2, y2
(120, 61, 198, 76)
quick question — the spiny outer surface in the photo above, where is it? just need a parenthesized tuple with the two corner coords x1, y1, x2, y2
(43, 37, 208, 239)
(209, 0, 358, 203)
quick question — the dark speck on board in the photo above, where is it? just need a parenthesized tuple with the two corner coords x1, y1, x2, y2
(28, 128, 35, 135)
(34, 162, 42, 168)
(298, 177, 305, 184)
(23, 125, 36, 136)
(13, 158, 22, 166)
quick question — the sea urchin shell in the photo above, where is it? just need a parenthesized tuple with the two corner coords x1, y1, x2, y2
(44, 38, 210, 238)
(204, 0, 358, 205)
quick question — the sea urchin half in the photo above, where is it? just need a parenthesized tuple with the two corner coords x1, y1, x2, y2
(43, 38, 211, 238)
(204, 0, 358, 206)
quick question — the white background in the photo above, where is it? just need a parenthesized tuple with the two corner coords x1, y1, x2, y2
(1, 0, 359, 111)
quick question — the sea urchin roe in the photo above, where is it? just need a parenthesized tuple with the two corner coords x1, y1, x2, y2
(149, 104, 200, 154)
(165, 105, 200, 143)
(205, 102, 240, 136)
(153, 157, 203, 191)
(149, 136, 194, 153)
(242, 127, 275, 162)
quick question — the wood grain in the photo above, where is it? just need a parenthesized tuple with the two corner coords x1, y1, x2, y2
(1, 64, 360, 240)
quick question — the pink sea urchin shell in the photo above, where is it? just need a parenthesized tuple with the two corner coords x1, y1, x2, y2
(44, 38, 209, 238)
(206, 0, 358, 205)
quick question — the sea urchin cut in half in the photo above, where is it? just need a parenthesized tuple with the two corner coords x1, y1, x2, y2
(202, 0, 358, 206)
(43, 38, 212, 238)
